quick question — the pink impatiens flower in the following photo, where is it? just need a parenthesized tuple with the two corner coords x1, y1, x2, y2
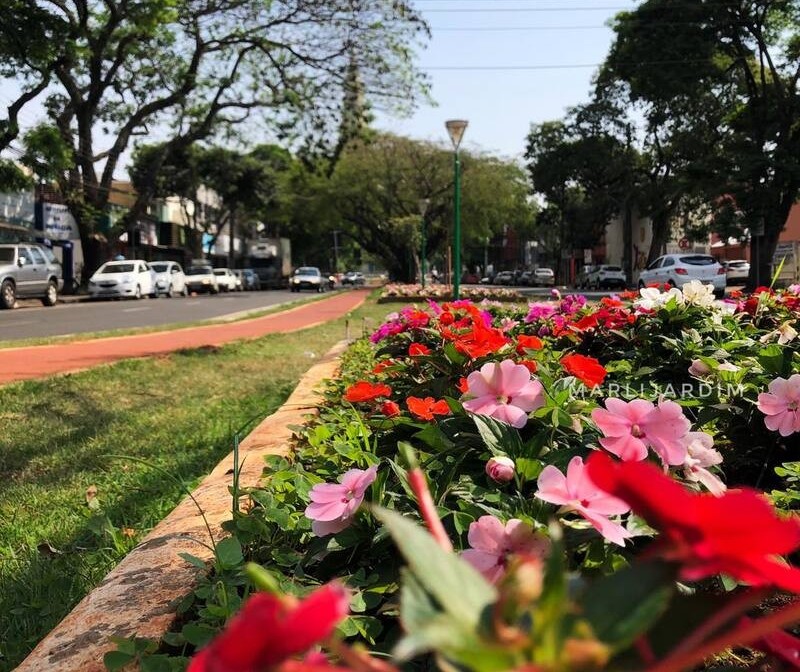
(461, 515, 550, 583)
(757, 375, 800, 436)
(683, 432, 726, 496)
(462, 359, 545, 429)
(304, 466, 378, 536)
(591, 398, 690, 466)
(535, 456, 631, 546)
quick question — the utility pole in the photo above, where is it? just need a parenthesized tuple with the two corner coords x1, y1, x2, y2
(332, 230, 340, 273)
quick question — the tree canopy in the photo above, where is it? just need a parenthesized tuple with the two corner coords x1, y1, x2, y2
(0, 0, 429, 272)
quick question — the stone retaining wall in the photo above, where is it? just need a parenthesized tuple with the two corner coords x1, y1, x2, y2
(16, 341, 348, 671)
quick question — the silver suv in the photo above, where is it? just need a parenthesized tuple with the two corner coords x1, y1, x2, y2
(0, 243, 63, 309)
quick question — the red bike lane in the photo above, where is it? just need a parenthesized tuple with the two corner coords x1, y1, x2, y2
(0, 290, 368, 385)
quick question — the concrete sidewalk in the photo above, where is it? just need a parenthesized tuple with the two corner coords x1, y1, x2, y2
(1, 289, 367, 385)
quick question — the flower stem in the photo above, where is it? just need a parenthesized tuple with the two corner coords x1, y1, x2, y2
(408, 467, 454, 552)
(647, 598, 800, 672)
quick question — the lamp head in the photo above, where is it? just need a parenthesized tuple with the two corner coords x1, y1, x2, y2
(445, 119, 468, 150)
(419, 198, 430, 217)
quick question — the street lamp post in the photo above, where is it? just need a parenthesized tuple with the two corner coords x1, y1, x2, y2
(419, 198, 430, 288)
(445, 119, 468, 299)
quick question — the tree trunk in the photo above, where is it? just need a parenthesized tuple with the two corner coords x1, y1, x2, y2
(746, 186, 797, 290)
(647, 212, 671, 265)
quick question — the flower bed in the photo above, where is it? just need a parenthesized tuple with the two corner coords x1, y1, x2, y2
(379, 282, 523, 303)
(124, 282, 800, 672)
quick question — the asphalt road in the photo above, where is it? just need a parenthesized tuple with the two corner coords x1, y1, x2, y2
(0, 289, 321, 341)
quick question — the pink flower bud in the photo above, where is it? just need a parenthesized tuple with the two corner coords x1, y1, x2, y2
(486, 456, 516, 483)
(688, 359, 711, 377)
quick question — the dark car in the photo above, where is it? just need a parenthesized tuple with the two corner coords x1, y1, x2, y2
(234, 269, 261, 290)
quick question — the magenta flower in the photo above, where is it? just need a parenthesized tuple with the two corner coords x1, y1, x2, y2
(591, 398, 690, 466)
(757, 375, 800, 436)
(535, 456, 631, 546)
(304, 466, 378, 536)
(524, 302, 557, 323)
(462, 359, 545, 429)
(683, 432, 726, 496)
(461, 516, 550, 583)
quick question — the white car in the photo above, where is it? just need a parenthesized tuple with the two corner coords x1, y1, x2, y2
(638, 254, 726, 294)
(723, 259, 750, 283)
(185, 265, 219, 294)
(589, 265, 627, 290)
(291, 266, 325, 292)
(532, 267, 555, 287)
(88, 260, 155, 300)
(213, 268, 238, 292)
(150, 261, 187, 297)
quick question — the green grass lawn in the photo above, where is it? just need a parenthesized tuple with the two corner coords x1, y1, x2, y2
(0, 297, 390, 670)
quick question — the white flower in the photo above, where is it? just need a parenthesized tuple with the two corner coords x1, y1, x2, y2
(683, 432, 726, 495)
(634, 286, 685, 311)
(778, 322, 799, 345)
(681, 280, 717, 308)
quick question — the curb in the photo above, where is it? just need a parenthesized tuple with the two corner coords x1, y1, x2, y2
(15, 340, 350, 672)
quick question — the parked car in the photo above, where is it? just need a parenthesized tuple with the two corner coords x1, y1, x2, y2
(532, 267, 555, 287)
(213, 268, 239, 292)
(493, 271, 516, 286)
(234, 269, 261, 291)
(185, 265, 219, 294)
(150, 261, 187, 297)
(590, 265, 627, 290)
(0, 243, 63, 309)
(342, 271, 365, 286)
(638, 254, 726, 294)
(575, 265, 596, 290)
(88, 259, 155, 300)
(516, 270, 534, 286)
(291, 266, 325, 292)
(722, 259, 750, 283)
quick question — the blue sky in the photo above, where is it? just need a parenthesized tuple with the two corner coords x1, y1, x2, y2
(375, 0, 637, 159)
(0, 0, 634, 170)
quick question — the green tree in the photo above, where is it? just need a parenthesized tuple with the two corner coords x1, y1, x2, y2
(525, 111, 637, 273)
(0, 0, 429, 274)
(328, 134, 533, 282)
(601, 0, 800, 287)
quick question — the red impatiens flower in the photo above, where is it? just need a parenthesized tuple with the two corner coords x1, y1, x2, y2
(344, 381, 392, 403)
(516, 334, 544, 354)
(439, 311, 455, 326)
(457, 377, 470, 394)
(407, 396, 451, 421)
(453, 323, 510, 359)
(372, 360, 394, 375)
(380, 400, 401, 418)
(408, 342, 431, 357)
(188, 583, 350, 672)
(561, 354, 607, 388)
(585, 452, 800, 592)
(518, 360, 538, 374)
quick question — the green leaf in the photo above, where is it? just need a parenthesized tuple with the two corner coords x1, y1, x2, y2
(215, 537, 243, 570)
(103, 650, 135, 671)
(581, 561, 675, 649)
(373, 507, 496, 630)
(516, 458, 543, 481)
(178, 552, 207, 569)
(181, 623, 216, 647)
(472, 415, 524, 457)
(533, 522, 568, 663)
